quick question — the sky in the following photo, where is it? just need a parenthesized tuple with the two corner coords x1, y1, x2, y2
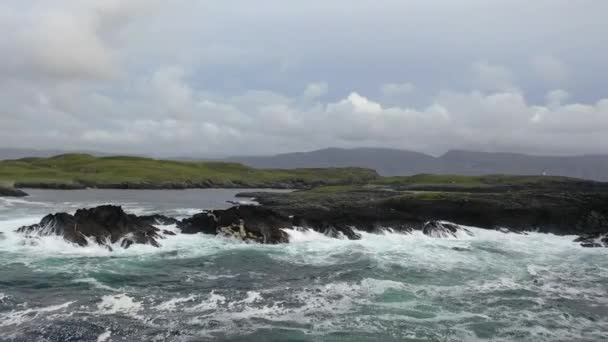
(1, 0, 607, 157)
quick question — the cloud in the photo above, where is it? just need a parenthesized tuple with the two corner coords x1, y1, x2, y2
(381, 83, 415, 97)
(303, 82, 329, 100)
(0, 1, 607, 157)
(472, 62, 516, 92)
(531, 55, 569, 85)
(0, 0, 158, 81)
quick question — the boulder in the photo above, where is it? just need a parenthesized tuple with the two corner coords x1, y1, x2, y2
(177, 212, 218, 234)
(423, 221, 473, 238)
(16, 205, 162, 249)
(215, 206, 290, 244)
(177, 206, 291, 244)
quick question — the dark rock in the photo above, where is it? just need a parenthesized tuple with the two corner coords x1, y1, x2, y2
(581, 242, 604, 248)
(423, 221, 473, 238)
(214, 206, 290, 244)
(13, 182, 86, 190)
(16, 205, 162, 248)
(18, 212, 87, 246)
(177, 206, 290, 244)
(163, 230, 177, 236)
(452, 247, 469, 252)
(0, 186, 28, 197)
(178, 212, 218, 234)
(496, 227, 528, 235)
(574, 233, 608, 248)
(245, 188, 608, 237)
(138, 214, 179, 226)
(292, 217, 362, 240)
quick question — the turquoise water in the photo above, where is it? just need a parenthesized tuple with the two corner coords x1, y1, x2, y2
(0, 190, 607, 341)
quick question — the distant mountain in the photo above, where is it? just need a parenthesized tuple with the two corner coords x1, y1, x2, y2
(227, 148, 608, 181)
(226, 148, 438, 175)
(0, 148, 110, 160)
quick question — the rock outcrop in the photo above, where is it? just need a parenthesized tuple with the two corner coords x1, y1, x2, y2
(178, 206, 290, 244)
(242, 189, 608, 238)
(422, 221, 473, 238)
(17, 205, 165, 249)
(0, 186, 28, 197)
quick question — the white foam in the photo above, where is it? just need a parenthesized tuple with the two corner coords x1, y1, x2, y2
(188, 291, 226, 312)
(97, 330, 112, 342)
(96, 294, 142, 318)
(0, 301, 74, 327)
(282, 227, 336, 242)
(154, 295, 197, 311)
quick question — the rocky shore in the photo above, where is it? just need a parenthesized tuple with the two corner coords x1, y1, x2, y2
(14, 184, 608, 249)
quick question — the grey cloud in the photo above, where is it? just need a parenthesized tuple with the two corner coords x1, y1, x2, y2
(0, 0, 607, 157)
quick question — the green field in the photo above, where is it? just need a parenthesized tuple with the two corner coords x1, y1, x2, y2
(0, 154, 379, 189)
(1, 154, 603, 192)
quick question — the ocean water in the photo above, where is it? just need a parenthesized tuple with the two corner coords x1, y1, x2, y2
(0, 190, 607, 342)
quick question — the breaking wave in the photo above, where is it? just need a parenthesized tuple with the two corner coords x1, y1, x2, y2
(1, 190, 607, 341)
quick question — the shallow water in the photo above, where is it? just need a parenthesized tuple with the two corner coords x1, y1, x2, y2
(0, 190, 607, 341)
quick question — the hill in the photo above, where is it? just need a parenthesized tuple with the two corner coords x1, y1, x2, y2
(226, 148, 608, 181)
(0, 154, 378, 189)
(0, 148, 110, 160)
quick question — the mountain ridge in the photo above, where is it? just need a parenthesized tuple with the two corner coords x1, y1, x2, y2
(226, 147, 608, 181)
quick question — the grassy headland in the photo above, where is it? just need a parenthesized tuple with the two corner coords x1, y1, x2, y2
(0, 154, 379, 189)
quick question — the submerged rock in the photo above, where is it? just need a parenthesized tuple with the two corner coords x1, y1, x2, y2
(574, 233, 608, 248)
(423, 221, 473, 238)
(16, 205, 162, 249)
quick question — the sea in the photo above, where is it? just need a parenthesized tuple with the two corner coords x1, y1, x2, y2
(0, 189, 606, 341)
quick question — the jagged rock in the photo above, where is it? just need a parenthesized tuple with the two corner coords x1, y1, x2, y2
(177, 212, 218, 234)
(215, 206, 290, 244)
(177, 206, 290, 244)
(423, 221, 473, 238)
(16, 205, 162, 248)
(18, 212, 87, 246)
(138, 214, 179, 226)
(312, 224, 361, 240)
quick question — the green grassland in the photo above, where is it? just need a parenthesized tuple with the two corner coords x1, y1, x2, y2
(1, 154, 604, 192)
(0, 154, 379, 188)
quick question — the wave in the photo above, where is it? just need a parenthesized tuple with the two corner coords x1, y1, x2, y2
(0, 215, 596, 263)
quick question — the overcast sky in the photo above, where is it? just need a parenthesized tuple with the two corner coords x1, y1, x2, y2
(1, 0, 607, 157)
